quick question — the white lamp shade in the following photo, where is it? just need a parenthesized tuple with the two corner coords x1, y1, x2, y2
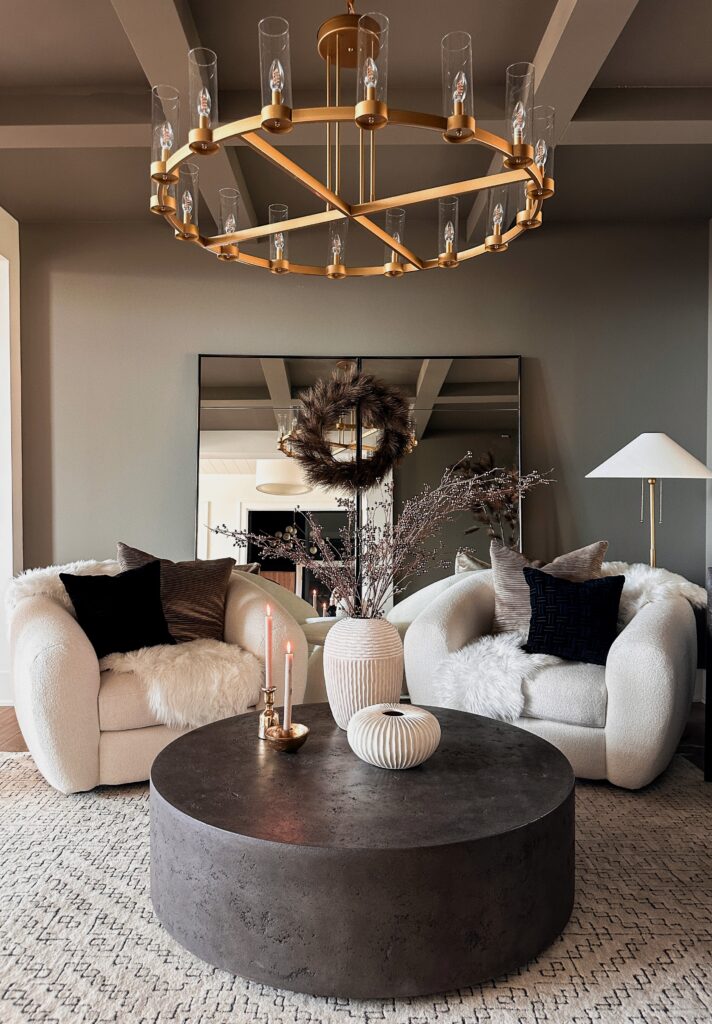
(255, 458, 312, 495)
(586, 433, 712, 479)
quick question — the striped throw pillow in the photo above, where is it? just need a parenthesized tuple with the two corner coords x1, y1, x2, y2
(490, 538, 609, 633)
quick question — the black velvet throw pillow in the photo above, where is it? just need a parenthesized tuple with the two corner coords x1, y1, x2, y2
(60, 560, 175, 659)
(522, 567, 625, 666)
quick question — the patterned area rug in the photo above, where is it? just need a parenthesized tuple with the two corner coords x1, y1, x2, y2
(1, 753, 710, 1024)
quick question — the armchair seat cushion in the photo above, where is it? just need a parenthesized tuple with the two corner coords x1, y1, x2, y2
(521, 661, 607, 729)
(99, 670, 159, 731)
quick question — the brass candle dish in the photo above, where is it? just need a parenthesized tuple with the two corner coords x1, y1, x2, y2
(264, 723, 310, 753)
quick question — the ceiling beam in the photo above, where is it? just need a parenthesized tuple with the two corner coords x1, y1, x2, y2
(260, 359, 293, 431)
(109, 0, 256, 227)
(465, 0, 640, 241)
(413, 358, 452, 440)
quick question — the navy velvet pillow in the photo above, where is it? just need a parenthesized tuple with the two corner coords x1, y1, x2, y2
(60, 560, 175, 659)
(522, 567, 625, 666)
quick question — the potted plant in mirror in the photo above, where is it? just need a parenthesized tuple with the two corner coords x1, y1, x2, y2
(214, 459, 550, 729)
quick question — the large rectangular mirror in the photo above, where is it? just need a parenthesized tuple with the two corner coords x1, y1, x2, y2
(197, 356, 520, 609)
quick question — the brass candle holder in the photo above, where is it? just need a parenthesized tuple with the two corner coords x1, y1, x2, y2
(264, 723, 310, 753)
(258, 686, 279, 739)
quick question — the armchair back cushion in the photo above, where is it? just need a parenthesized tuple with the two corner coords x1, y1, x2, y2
(490, 539, 609, 632)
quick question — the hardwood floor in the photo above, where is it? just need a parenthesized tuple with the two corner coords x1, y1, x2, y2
(0, 703, 706, 768)
(0, 706, 27, 751)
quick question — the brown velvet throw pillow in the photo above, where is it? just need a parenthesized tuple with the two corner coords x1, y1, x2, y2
(490, 538, 609, 633)
(117, 542, 235, 643)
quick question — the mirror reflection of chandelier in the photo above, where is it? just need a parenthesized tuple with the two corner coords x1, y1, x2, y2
(149, 5, 556, 278)
(276, 406, 381, 461)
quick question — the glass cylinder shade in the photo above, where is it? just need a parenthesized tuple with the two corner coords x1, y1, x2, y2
(218, 187, 240, 235)
(151, 85, 180, 168)
(178, 163, 199, 231)
(188, 48, 218, 130)
(487, 185, 510, 239)
(258, 17, 292, 109)
(438, 197, 459, 262)
(384, 208, 405, 262)
(327, 218, 348, 277)
(269, 203, 289, 262)
(150, 178, 176, 215)
(441, 32, 474, 119)
(357, 13, 389, 105)
(505, 62, 534, 144)
(533, 104, 555, 178)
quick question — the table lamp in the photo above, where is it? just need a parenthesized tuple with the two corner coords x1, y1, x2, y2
(586, 432, 712, 567)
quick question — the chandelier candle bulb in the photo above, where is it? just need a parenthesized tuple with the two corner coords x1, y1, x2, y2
(355, 12, 389, 128)
(327, 217, 348, 279)
(504, 62, 535, 169)
(485, 185, 510, 252)
(259, 17, 293, 133)
(188, 48, 219, 154)
(441, 31, 476, 142)
(438, 196, 459, 267)
(175, 163, 199, 241)
(150, 85, 180, 182)
(217, 187, 240, 260)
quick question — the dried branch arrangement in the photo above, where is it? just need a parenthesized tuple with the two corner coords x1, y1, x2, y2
(213, 458, 552, 619)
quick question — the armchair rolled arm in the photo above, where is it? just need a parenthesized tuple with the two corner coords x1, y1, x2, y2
(223, 573, 308, 706)
(605, 596, 696, 789)
(10, 595, 101, 794)
(404, 571, 495, 705)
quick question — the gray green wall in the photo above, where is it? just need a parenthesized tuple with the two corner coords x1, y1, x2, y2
(20, 219, 709, 583)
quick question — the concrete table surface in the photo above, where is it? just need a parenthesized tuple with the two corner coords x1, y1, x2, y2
(150, 703, 575, 998)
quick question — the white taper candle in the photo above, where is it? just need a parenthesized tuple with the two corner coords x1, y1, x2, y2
(282, 640, 294, 732)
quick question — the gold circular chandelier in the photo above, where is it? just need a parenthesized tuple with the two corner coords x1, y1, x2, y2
(149, 4, 556, 279)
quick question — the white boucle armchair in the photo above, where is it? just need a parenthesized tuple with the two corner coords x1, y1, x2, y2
(10, 571, 308, 794)
(404, 570, 697, 790)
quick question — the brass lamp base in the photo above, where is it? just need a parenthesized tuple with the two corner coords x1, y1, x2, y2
(503, 142, 534, 169)
(174, 223, 200, 241)
(355, 99, 388, 129)
(516, 208, 542, 230)
(264, 723, 310, 752)
(189, 127, 219, 155)
(151, 160, 178, 184)
(527, 177, 555, 201)
(217, 244, 240, 261)
(384, 260, 404, 277)
(443, 113, 476, 143)
(327, 262, 346, 279)
(270, 258, 290, 275)
(261, 104, 293, 134)
(150, 193, 176, 216)
(485, 232, 508, 253)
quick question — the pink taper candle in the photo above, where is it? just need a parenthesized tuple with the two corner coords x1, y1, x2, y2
(282, 640, 294, 732)
(264, 604, 273, 690)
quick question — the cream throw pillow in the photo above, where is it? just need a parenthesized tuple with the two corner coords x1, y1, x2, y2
(490, 538, 609, 633)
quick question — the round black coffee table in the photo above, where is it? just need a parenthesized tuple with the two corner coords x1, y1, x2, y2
(150, 704, 574, 998)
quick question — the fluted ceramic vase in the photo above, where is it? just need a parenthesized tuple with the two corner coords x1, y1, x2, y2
(323, 617, 404, 729)
(347, 703, 442, 769)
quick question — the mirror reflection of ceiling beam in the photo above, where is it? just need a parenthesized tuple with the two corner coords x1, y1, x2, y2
(260, 358, 293, 429)
(414, 359, 452, 440)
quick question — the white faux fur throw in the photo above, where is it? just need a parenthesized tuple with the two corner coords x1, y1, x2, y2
(101, 640, 262, 730)
(7, 559, 262, 731)
(438, 561, 706, 722)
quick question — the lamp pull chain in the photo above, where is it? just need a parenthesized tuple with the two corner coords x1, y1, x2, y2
(640, 477, 644, 523)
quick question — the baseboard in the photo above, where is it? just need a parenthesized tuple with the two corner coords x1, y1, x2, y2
(0, 669, 13, 705)
(0, 699, 14, 707)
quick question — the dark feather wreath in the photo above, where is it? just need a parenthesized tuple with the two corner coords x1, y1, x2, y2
(290, 369, 414, 491)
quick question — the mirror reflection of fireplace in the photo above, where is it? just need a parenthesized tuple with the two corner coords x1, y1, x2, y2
(197, 356, 521, 609)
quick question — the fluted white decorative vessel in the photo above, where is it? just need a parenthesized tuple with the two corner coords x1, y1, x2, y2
(323, 618, 403, 729)
(347, 703, 442, 769)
